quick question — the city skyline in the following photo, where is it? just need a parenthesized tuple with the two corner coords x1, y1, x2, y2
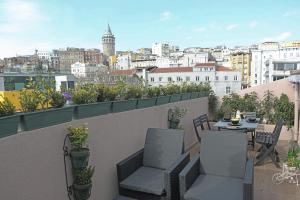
(0, 0, 300, 58)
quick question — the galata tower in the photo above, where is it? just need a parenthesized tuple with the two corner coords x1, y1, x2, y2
(102, 24, 115, 58)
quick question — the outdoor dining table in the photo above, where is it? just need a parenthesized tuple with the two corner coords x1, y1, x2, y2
(213, 118, 260, 130)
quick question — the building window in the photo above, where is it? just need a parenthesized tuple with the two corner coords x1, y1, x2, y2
(224, 76, 228, 81)
(177, 77, 181, 82)
(168, 77, 172, 82)
(255, 74, 257, 78)
(234, 76, 238, 81)
(215, 76, 219, 81)
(205, 76, 209, 81)
(150, 77, 154, 82)
(186, 76, 190, 82)
(159, 77, 162, 82)
(254, 80, 257, 84)
(226, 86, 231, 94)
(196, 76, 200, 81)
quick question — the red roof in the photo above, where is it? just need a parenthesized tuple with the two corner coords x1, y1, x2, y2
(151, 67, 193, 73)
(195, 63, 215, 67)
(216, 66, 233, 72)
(111, 69, 136, 75)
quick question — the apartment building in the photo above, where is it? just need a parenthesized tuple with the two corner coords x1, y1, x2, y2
(251, 42, 300, 86)
(230, 52, 251, 87)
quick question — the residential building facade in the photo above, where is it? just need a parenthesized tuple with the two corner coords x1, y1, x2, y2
(230, 52, 251, 87)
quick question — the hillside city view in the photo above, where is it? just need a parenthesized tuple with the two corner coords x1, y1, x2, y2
(1, 0, 300, 200)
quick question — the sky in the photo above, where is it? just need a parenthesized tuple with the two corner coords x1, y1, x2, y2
(0, 0, 300, 58)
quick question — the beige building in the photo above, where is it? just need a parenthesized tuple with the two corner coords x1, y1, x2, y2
(230, 52, 251, 87)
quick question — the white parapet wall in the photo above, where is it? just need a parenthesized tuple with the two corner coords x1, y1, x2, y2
(0, 97, 208, 200)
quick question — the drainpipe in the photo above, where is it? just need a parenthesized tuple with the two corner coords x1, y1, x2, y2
(294, 83, 299, 143)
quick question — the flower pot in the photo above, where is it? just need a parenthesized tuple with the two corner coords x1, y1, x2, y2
(21, 106, 74, 131)
(156, 95, 171, 105)
(70, 148, 90, 170)
(73, 183, 92, 200)
(190, 92, 199, 99)
(169, 119, 180, 129)
(0, 114, 20, 138)
(181, 93, 191, 100)
(74, 101, 112, 119)
(170, 94, 182, 102)
(137, 98, 157, 109)
(112, 99, 137, 113)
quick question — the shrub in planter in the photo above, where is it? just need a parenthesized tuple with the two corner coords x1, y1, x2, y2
(73, 85, 111, 119)
(68, 125, 90, 170)
(50, 91, 66, 108)
(73, 166, 95, 200)
(146, 86, 161, 98)
(0, 96, 19, 138)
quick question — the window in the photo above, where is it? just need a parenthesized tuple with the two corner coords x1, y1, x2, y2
(254, 80, 257, 84)
(215, 76, 219, 81)
(196, 76, 200, 81)
(205, 76, 209, 81)
(255, 74, 257, 78)
(224, 76, 228, 81)
(177, 76, 181, 82)
(168, 77, 172, 82)
(159, 77, 162, 82)
(150, 77, 154, 82)
(186, 76, 190, 82)
(234, 76, 238, 81)
(226, 86, 231, 94)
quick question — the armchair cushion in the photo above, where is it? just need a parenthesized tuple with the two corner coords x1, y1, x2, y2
(184, 174, 243, 200)
(200, 133, 248, 179)
(120, 166, 165, 195)
(143, 128, 184, 170)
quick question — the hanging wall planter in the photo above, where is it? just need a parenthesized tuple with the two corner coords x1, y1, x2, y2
(64, 124, 95, 200)
(70, 148, 90, 170)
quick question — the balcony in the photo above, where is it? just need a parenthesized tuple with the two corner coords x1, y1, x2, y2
(0, 95, 298, 199)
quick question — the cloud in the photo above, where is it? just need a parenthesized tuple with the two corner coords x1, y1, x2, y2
(283, 11, 300, 17)
(261, 32, 292, 42)
(249, 21, 258, 28)
(194, 27, 207, 32)
(160, 11, 172, 21)
(0, 0, 48, 33)
(226, 24, 238, 31)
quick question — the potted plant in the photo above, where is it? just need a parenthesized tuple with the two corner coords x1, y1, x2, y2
(285, 147, 300, 171)
(68, 125, 90, 170)
(73, 166, 95, 200)
(73, 84, 112, 119)
(137, 86, 158, 109)
(19, 77, 73, 131)
(168, 107, 187, 129)
(112, 84, 140, 113)
(0, 96, 19, 138)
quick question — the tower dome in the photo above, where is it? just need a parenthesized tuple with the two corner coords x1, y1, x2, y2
(102, 24, 115, 58)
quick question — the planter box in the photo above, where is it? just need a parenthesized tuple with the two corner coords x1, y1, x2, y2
(137, 98, 157, 109)
(112, 99, 138, 113)
(156, 95, 171, 105)
(170, 94, 182, 102)
(190, 92, 200, 99)
(198, 92, 208, 98)
(74, 102, 112, 119)
(21, 106, 74, 131)
(181, 93, 191, 100)
(0, 114, 20, 138)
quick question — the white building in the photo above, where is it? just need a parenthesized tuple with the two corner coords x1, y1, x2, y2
(152, 43, 170, 57)
(147, 64, 241, 96)
(71, 62, 103, 78)
(251, 42, 300, 86)
(116, 54, 132, 70)
(37, 50, 52, 62)
(131, 59, 156, 68)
